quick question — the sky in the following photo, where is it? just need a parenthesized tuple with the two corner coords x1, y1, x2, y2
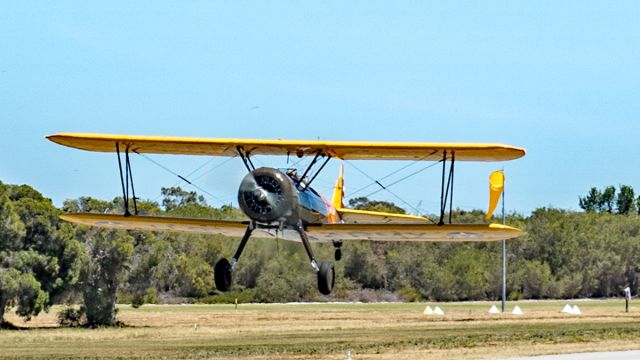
(1, 2, 639, 216)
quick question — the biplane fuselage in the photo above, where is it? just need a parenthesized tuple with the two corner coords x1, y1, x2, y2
(46, 133, 526, 295)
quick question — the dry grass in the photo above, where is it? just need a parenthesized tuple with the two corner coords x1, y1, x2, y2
(1, 300, 639, 359)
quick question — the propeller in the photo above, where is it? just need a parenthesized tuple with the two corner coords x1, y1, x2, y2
(239, 172, 285, 216)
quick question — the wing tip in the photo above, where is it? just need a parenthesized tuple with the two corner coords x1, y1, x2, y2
(488, 223, 523, 238)
(46, 133, 68, 145)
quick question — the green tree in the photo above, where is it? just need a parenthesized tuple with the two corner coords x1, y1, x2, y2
(0, 182, 83, 327)
(254, 251, 315, 302)
(80, 228, 133, 326)
(0, 268, 48, 327)
(616, 185, 636, 215)
(511, 260, 556, 298)
(173, 254, 214, 297)
(344, 243, 388, 289)
(161, 186, 206, 211)
(446, 246, 492, 300)
(63, 196, 113, 214)
(600, 186, 616, 213)
(579, 187, 601, 212)
(348, 197, 406, 214)
(64, 196, 136, 326)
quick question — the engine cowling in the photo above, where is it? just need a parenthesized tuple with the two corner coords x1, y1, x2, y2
(237, 167, 298, 224)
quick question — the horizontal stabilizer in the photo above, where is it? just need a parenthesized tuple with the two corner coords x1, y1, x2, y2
(336, 208, 430, 224)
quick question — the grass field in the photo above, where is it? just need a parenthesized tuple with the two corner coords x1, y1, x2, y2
(2, 300, 640, 359)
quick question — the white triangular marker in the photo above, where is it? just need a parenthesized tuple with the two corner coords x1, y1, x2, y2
(434, 306, 445, 315)
(561, 304, 573, 313)
(489, 305, 500, 314)
(423, 306, 434, 315)
(512, 305, 523, 315)
(572, 305, 581, 315)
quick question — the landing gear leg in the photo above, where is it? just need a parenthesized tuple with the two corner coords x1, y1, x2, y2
(333, 240, 343, 261)
(214, 222, 254, 292)
(296, 223, 335, 295)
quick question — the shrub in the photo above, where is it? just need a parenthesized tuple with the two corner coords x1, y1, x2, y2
(57, 306, 85, 327)
(199, 289, 257, 304)
(399, 286, 422, 302)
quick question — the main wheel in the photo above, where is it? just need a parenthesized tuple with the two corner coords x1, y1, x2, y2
(214, 258, 232, 292)
(317, 261, 335, 295)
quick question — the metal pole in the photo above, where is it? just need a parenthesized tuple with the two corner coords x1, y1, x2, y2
(501, 170, 506, 313)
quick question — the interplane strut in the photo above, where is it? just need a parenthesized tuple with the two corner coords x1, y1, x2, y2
(438, 151, 455, 226)
(115, 143, 139, 217)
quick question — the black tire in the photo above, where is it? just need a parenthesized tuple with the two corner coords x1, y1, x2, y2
(317, 261, 335, 295)
(214, 258, 232, 292)
(334, 248, 342, 262)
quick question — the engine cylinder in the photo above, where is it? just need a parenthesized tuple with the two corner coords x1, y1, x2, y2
(237, 168, 298, 224)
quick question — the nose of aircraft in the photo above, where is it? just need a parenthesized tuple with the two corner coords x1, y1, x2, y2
(254, 188, 268, 202)
(238, 167, 297, 223)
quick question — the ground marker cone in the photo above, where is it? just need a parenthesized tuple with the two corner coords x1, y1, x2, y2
(512, 305, 523, 315)
(572, 305, 581, 315)
(434, 306, 445, 316)
(561, 304, 572, 313)
(489, 305, 500, 314)
(423, 306, 434, 315)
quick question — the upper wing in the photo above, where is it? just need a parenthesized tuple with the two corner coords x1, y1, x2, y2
(306, 223, 521, 242)
(47, 133, 525, 161)
(337, 208, 430, 224)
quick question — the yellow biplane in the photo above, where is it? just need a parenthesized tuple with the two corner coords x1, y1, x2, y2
(47, 133, 525, 295)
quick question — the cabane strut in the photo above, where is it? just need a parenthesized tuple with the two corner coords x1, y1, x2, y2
(236, 146, 256, 172)
(297, 150, 332, 190)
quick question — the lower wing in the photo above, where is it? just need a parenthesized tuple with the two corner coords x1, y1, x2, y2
(306, 223, 520, 242)
(60, 213, 273, 239)
(60, 213, 521, 242)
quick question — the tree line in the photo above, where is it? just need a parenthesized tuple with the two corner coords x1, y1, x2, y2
(579, 185, 640, 214)
(1, 181, 639, 327)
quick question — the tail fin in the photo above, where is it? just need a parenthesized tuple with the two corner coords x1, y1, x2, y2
(331, 165, 344, 209)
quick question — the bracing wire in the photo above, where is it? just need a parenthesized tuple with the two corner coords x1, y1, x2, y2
(348, 159, 424, 197)
(135, 152, 223, 202)
(184, 157, 217, 180)
(362, 161, 442, 199)
(347, 152, 438, 197)
(191, 156, 237, 182)
(344, 160, 437, 223)
(152, 155, 237, 203)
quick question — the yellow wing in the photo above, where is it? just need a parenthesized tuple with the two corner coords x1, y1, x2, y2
(60, 213, 521, 242)
(337, 208, 430, 224)
(306, 223, 521, 242)
(60, 213, 274, 239)
(47, 133, 525, 161)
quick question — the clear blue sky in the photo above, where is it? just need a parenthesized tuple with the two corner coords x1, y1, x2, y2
(1, 2, 638, 215)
